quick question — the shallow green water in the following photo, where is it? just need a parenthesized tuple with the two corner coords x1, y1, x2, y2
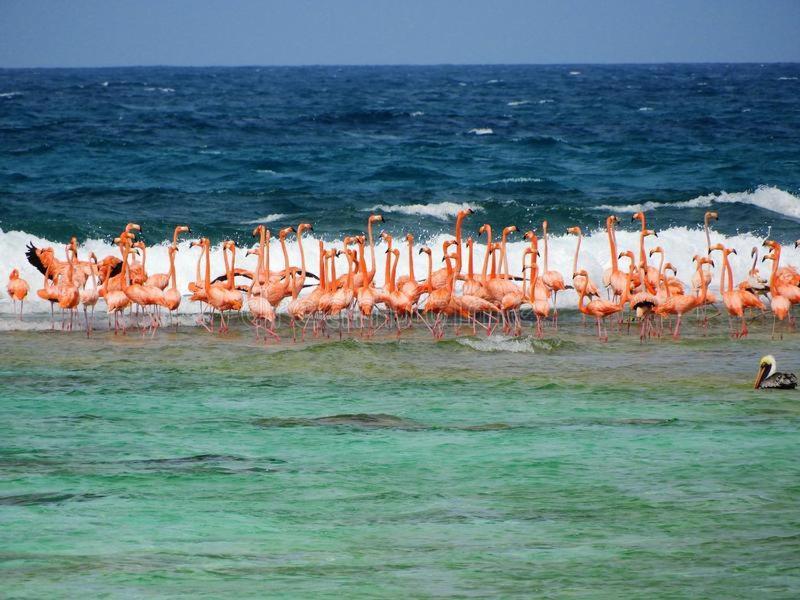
(1, 318, 799, 598)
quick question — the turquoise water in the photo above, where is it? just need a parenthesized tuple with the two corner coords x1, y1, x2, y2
(2, 317, 798, 597)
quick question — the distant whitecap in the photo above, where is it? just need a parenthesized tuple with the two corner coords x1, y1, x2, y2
(364, 201, 482, 219)
(468, 128, 493, 135)
(243, 213, 287, 224)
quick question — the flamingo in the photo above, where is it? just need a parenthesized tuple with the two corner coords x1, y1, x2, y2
(567, 226, 599, 297)
(603, 215, 629, 297)
(541, 220, 567, 327)
(79, 252, 100, 335)
(574, 269, 623, 342)
(763, 249, 792, 339)
(6, 269, 29, 319)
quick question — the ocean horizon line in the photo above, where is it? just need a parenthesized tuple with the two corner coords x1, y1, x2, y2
(1, 60, 799, 71)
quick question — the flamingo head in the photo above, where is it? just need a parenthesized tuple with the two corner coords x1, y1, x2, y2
(619, 250, 635, 262)
(503, 225, 518, 236)
(643, 229, 657, 238)
(762, 239, 778, 250)
(696, 257, 714, 268)
(607, 215, 619, 226)
(297, 223, 313, 234)
(124, 223, 141, 234)
(523, 230, 536, 241)
(405, 233, 414, 243)
(418, 246, 431, 256)
(369, 214, 384, 224)
(9, 269, 18, 279)
(664, 262, 677, 275)
(648, 246, 664, 257)
(567, 226, 581, 236)
(705, 211, 719, 222)
(632, 212, 644, 222)
(762, 252, 776, 263)
(380, 232, 392, 243)
(278, 226, 294, 239)
(708, 243, 725, 254)
(572, 269, 588, 278)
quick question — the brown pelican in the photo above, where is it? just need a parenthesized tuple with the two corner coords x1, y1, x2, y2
(754, 355, 797, 389)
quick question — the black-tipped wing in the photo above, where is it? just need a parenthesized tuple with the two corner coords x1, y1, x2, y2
(109, 260, 123, 278)
(25, 243, 47, 276)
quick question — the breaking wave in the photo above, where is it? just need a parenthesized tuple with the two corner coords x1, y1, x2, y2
(592, 186, 800, 221)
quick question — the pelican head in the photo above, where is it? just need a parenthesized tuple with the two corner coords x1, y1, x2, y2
(754, 355, 777, 389)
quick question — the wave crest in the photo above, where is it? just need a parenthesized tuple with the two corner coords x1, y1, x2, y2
(592, 186, 800, 221)
(363, 202, 482, 219)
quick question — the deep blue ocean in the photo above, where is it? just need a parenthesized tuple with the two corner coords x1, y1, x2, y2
(1, 64, 799, 244)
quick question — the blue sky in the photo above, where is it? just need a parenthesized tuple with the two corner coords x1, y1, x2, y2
(1, 0, 798, 67)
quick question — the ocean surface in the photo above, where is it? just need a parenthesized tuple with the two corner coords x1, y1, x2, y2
(1, 64, 799, 597)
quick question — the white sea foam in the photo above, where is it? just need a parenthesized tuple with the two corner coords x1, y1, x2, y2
(507, 100, 530, 107)
(638, 107, 653, 112)
(2, 223, 798, 321)
(255, 169, 278, 175)
(199, 150, 221, 155)
(468, 128, 493, 135)
(458, 335, 535, 354)
(364, 202, 482, 219)
(0, 92, 22, 98)
(159, 87, 175, 93)
(778, 77, 798, 81)
(409, 111, 424, 117)
(538, 99, 554, 104)
(592, 186, 800, 221)
(486, 79, 501, 84)
(243, 213, 287, 224)
(491, 177, 542, 184)
(101, 81, 109, 87)
(569, 71, 581, 76)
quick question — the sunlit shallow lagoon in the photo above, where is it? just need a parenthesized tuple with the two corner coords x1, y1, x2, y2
(1, 313, 798, 597)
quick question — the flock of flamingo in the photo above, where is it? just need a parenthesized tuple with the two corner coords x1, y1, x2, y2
(4, 209, 800, 343)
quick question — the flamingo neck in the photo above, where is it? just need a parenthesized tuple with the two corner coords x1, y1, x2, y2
(607, 220, 618, 271)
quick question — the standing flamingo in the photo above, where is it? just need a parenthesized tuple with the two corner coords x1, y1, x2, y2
(541, 220, 567, 327)
(6, 269, 29, 319)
